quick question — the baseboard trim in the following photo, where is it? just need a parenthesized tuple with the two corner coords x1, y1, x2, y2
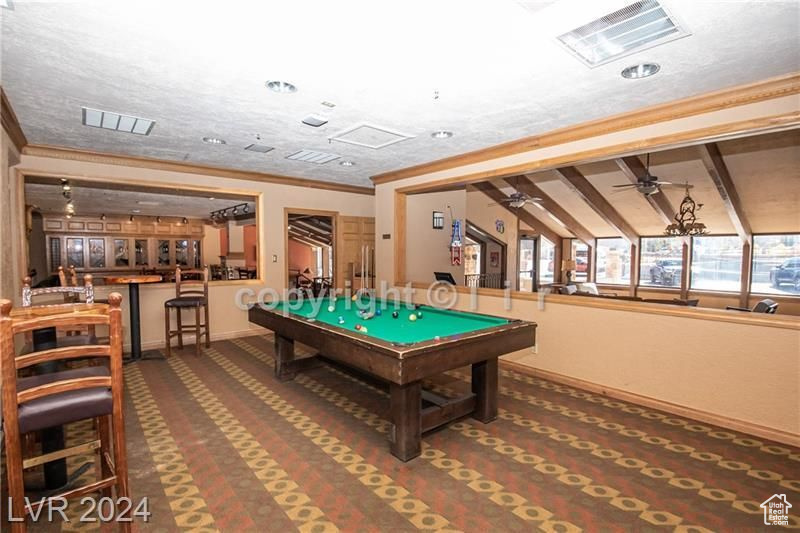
(127, 327, 267, 352)
(500, 360, 800, 448)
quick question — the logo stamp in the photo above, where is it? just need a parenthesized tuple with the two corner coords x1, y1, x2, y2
(760, 494, 792, 526)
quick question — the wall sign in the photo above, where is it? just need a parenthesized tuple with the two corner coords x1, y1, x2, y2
(495, 219, 505, 234)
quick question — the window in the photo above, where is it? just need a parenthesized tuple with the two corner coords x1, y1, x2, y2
(571, 240, 589, 283)
(752, 234, 800, 295)
(691, 236, 742, 291)
(539, 237, 555, 284)
(596, 238, 630, 285)
(518, 237, 536, 291)
(640, 237, 683, 287)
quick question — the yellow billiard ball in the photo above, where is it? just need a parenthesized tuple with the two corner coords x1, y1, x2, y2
(409, 314, 417, 322)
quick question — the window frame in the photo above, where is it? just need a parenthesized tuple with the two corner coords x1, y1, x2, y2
(750, 232, 800, 298)
(594, 236, 633, 286)
(688, 233, 745, 294)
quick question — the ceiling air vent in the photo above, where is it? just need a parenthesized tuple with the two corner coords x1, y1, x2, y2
(244, 143, 274, 153)
(329, 122, 415, 149)
(286, 149, 340, 165)
(556, 0, 689, 67)
(81, 107, 155, 135)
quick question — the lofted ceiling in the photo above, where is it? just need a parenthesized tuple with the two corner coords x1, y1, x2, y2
(476, 129, 800, 239)
(2, 1, 799, 188)
(24, 177, 256, 218)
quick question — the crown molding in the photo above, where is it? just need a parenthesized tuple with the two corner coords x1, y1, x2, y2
(1, 87, 29, 153)
(371, 72, 800, 185)
(22, 144, 375, 196)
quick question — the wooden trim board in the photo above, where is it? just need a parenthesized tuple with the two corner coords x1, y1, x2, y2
(23, 144, 375, 196)
(501, 360, 800, 448)
(372, 72, 800, 185)
(1, 87, 28, 153)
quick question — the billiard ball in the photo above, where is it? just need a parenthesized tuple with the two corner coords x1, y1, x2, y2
(363, 312, 374, 320)
(392, 311, 399, 319)
(434, 336, 440, 341)
(416, 311, 423, 318)
(337, 316, 345, 324)
(355, 324, 362, 330)
(376, 309, 382, 316)
(409, 314, 417, 322)
(351, 294, 358, 301)
(328, 305, 335, 312)
(360, 326, 368, 333)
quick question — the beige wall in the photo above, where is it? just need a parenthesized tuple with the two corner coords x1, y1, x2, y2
(466, 189, 518, 286)
(202, 224, 222, 265)
(9, 153, 374, 347)
(0, 129, 22, 304)
(406, 288, 800, 440)
(405, 190, 465, 284)
(375, 94, 800, 442)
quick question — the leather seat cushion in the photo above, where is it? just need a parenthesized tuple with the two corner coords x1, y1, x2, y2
(15, 366, 112, 434)
(165, 296, 206, 308)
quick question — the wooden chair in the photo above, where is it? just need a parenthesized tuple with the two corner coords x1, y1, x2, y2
(0, 294, 130, 532)
(164, 266, 210, 357)
(23, 274, 97, 349)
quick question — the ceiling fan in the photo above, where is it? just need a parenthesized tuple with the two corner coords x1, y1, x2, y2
(488, 178, 542, 208)
(612, 153, 691, 196)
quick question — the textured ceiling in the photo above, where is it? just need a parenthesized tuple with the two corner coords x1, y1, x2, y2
(25, 179, 256, 218)
(2, 1, 799, 187)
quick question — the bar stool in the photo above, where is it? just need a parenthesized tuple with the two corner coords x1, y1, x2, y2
(0, 294, 131, 532)
(164, 266, 210, 357)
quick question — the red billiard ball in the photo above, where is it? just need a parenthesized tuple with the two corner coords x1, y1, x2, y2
(355, 324, 362, 330)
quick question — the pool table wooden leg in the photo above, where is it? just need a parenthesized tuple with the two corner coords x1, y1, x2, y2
(274, 334, 296, 381)
(472, 357, 498, 423)
(389, 382, 422, 461)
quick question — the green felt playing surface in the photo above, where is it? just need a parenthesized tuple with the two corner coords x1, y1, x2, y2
(271, 298, 509, 344)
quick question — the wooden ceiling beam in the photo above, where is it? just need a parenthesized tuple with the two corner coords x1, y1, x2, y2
(697, 142, 752, 242)
(552, 166, 639, 244)
(614, 156, 676, 226)
(291, 219, 332, 242)
(510, 175, 596, 246)
(471, 181, 563, 245)
(289, 229, 330, 247)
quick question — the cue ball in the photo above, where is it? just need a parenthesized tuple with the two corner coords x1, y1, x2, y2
(392, 311, 399, 319)
(328, 305, 335, 312)
(360, 326, 368, 333)
(409, 314, 417, 322)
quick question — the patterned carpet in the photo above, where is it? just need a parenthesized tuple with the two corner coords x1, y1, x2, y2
(14, 335, 800, 532)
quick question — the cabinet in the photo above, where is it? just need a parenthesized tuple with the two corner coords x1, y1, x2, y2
(44, 216, 205, 274)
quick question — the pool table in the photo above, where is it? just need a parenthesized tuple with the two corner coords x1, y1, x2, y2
(248, 298, 536, 461)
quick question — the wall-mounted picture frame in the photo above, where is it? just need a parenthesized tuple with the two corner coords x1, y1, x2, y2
(490, 251, 500, 268)
(432, 211, 444, 229)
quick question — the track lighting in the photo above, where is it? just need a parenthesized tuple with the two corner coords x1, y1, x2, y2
(100, 214, 106, 220)
(130, 215, 135, 222)
(182, 217, 188, 224)
(156, 216, 162, 223)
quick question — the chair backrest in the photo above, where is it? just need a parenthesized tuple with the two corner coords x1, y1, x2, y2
(752, 299, 779, 314)
(175, 266, 209, 299)
(22, 274, 94, 307)
(560, 284, 578, 295)
(0, 293, 124, 432)
(578, 282, 600, 295)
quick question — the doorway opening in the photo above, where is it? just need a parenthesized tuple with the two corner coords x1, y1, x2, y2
(287, 212, 334, 296)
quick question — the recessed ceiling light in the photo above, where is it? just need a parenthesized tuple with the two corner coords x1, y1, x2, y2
(208, 197, 216, 200)
(266, 80, 297, 93)
(339, 160, 355, 167)
(431, 130, 453, 139)
(131, 209, 141, 213)
(621, 63, 661, 79)
(202, 137, 226, 145)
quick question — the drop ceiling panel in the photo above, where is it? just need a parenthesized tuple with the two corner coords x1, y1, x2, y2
(717, 130, 800, 233)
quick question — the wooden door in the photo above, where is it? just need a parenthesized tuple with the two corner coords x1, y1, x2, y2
(337, 216, 375, 290)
